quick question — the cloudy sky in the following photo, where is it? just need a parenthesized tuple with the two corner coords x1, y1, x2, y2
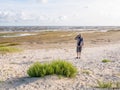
(0, 0, 120, 26)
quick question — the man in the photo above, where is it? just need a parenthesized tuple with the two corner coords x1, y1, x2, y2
(75, 34, 84, 59)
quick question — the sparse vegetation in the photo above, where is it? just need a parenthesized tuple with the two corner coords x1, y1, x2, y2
(0, 30, 119, 49)
(97, 80, 112, 88)
(0, 78, 4, 83)
(115, 82, 120, 89)
(81, 70, 91, 75)
(0, 80, 4, 83)
(0, 42, 20, 46)
(102, 59, 111, 63)
(96, 80, 120, 89)
(27, 60, 77, 78)
(7, 43, 20, 46)
(0, 46, 21, 54)
(0, 42, 21, 54)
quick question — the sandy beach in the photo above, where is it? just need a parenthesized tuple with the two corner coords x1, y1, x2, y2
(0, 30, 120, 90)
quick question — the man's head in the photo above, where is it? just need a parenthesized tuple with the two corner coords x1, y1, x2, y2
(78, 34, 81, 37)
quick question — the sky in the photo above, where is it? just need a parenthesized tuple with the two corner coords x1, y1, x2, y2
(0, 0, 120, 26)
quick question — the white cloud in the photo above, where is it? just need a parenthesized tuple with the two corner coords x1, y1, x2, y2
(0, 10, 51, 25)
(20, 11, 36, 20)
(0, 10, 16, 22)
(1, 0, 120, 26)
(58, 16, 67, 21)
(35, 0, 48, 4)
(0, 10, 39, 23)
(38, 15, 48, 20)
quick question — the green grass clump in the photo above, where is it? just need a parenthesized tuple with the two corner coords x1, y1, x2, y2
(81, 70, 91, 75)
(0, 80, 4, 83)
(0, 42, 20, 46)
(97, 80, 112, 88)
(102, 59, 111, 63)
(7, 43, 20, 46)
(51, 60, 77, 77)
(116, 82, 120, 88)
(0, 42, 21, 54)
(0, 45, 6, 47)
(27, 60, 77, 78)
(0, 46, 21, 54)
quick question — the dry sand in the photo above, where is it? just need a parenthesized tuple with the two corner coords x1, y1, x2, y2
(0, 30, 120, 90)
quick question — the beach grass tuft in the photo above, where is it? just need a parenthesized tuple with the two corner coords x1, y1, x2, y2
(0, 78, 4, 83)
(97, 80, 112, 88)
(0, 42, 21, 54)
(7, 43, 20, 46)
(0, 42, 20, 46)
(27, 60, 77, 78)
(0, 46, 21, 54)
(102, 59, 111, 63)
(81, 70, 91, 75)
(115, 82, 120, 89)
(0, 80, 4, 83)
(96, 80, 120, 89)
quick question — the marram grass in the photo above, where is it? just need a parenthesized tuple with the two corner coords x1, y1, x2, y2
(27, 60, 77, 78)
(102, 59, 111, 63)
(0, 42, 20, 47)
(115, 82, 120, 89)
(0, 46, 21, 54)
(97, 80, 112, 88)
(81, 70, 91, 75)
(96, 80, 120, 89)
(0, 42, 21, 54)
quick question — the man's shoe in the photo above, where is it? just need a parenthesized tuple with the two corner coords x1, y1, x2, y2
(76, 57, 78, 59)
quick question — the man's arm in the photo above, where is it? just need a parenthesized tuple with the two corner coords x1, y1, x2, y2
(75, 35, 78, 40)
